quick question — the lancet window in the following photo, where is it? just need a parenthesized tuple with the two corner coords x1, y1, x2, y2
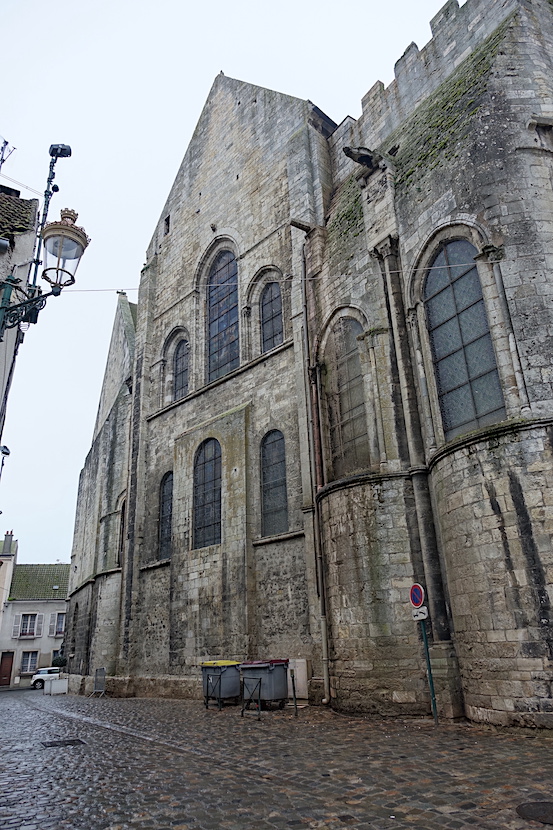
(324, 316, 370, 479)
(159, 472, 173, 559)
(208, 251, 239, 382)
(173, 339, 190, 400)
(260, 282, 283, 353)
(193, 438, 222, 548)
(261, 430, 288, 536)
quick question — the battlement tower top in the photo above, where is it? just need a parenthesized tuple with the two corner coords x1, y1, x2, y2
(355, 0, 521, 148)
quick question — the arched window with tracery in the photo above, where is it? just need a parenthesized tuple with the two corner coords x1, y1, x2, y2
(324, 316, 369, 480)
(424, 239, 505, 440)
(193, 438, 222, 548)
(260, 282, 283, 353)
(261, 430, 288, 536)
(173, 339, 190, 400)
(208, 250, 239, 382)
(159, 472, 173, 559)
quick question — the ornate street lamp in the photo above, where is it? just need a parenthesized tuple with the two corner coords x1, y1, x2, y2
(0, 144, 90, 341)
(0, 206, 89, 338)
(42, 209, 90, 295)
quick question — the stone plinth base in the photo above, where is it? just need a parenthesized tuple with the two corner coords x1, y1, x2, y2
(69, 673, 204, 699)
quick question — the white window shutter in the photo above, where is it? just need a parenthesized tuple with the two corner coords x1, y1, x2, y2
(36, 614, 44, 637)
(12, 615, 20, 638)
(49, 613, 56, 636)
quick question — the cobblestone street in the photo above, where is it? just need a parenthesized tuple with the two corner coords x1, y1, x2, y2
(1, 690, 553, 830)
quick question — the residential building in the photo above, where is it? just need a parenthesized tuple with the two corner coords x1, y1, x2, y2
(0, 186, 38, 442)
(0, 547, 69, 687)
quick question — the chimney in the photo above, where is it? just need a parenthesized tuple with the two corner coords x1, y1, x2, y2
(3, 531, 13, 555)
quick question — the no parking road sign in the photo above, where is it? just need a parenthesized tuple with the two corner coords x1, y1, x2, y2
(409, 583, 425, 608)
(408, 582, 438, 725)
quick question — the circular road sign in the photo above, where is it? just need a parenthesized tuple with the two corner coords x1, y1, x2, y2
(410, 583, 425, 608)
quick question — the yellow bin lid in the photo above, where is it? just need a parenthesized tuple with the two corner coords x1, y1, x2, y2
(201, 660, 240, 666)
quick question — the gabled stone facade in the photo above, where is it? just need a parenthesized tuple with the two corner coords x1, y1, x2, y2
(68, 0, 553, 726)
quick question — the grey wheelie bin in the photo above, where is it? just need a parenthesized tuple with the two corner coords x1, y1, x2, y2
(240, 659, 289, 716)
(201, 660, 240, 709)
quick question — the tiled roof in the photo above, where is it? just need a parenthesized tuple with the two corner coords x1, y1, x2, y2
(0, 194, 37, 238)
(10, 564, 70, 600)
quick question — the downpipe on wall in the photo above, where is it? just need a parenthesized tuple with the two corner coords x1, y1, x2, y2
(298, 230, 331, 705)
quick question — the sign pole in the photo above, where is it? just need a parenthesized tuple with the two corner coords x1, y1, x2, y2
(419, 618, 439, 726)
(409, 583, 438, 726)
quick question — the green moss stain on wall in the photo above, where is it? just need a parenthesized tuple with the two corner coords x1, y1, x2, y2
(327, 175, 364, 274)
(384, 14, 515, 191)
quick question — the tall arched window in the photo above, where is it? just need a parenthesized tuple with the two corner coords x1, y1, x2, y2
(260, 282, 283, 353)
(117, 500, 126, 567)
(174, 339, 190, 400)
(261, 430, 288, 536)
(159, 472, 173, 559)
(193, 438, 222, 548)
(424, 239, 505, 440)
(208, 250, 239, 382)
(324, 317, 369, 479)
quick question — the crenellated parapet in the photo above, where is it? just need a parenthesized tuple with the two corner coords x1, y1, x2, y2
(359, 0, 520, 148)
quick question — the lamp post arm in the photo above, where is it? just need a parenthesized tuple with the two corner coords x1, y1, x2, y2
(0, 285, 61, 342)
(31, 155, 58, 287)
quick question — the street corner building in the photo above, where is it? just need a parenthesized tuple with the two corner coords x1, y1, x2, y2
(0, 186, 38, 442)
(67, 0, 553, 726)
(0, 533, 69, 688)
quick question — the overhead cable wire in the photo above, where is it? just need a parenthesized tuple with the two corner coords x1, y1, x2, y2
(60, 256, 531, 293)
(0, 173, 42, 197)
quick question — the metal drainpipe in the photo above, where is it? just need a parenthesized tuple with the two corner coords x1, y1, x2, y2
(299, 235, 331, 705)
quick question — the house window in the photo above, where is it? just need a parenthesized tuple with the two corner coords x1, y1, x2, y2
(261, 430, 288, 536)
(193, 438, 222, 548)
(21, 614, 37, 636)
(324, 317, 370, 479)
(174, 339, 190, 400)
(261, 282, 283, 353)
(208, 250, 239, 382)
(159, 473, 173, 560)
(21, 651, 38, 673)
(424, 239, 505, 440)
(12, 613, 43, 638)
(49, 613, 66, 637)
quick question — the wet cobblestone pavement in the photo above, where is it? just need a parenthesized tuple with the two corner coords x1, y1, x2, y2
(1, 691, 553, 829)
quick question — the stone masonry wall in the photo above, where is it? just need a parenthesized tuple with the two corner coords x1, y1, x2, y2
(319, 477, 430, 714)
(431, 426, 553, 726)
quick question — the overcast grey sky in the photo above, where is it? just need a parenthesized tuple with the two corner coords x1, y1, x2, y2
(2, 0, 461, 563)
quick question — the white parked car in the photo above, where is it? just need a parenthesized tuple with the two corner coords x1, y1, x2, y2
(31, 667, 61, 689)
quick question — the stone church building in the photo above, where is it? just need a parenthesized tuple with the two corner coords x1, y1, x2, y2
(68, 0, 553, 727)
